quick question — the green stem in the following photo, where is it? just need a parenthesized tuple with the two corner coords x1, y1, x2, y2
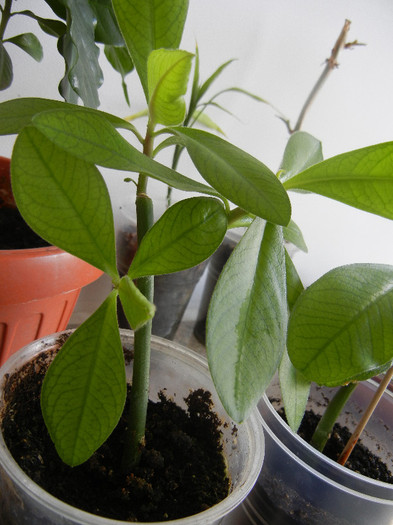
(311, 382, 358, 452)
(122, 123, 155, 471)
(0, 0, 13, 40)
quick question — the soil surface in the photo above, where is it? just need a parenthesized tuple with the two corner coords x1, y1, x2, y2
(1, 347, 230, 522)
(278, 407, 393, 484)
(0, 208, 50, 249)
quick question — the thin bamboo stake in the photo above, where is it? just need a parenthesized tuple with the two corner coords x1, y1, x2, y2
(338, 365, 393, 466)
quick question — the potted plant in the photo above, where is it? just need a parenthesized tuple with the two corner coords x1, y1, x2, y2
(0, 0, 275, 522)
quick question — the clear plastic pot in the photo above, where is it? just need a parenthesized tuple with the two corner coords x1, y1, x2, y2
(243, 378, 393, 524)
(0, 330, 264, 525)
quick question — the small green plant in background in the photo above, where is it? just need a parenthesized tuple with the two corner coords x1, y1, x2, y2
(1, 0, 393, 478)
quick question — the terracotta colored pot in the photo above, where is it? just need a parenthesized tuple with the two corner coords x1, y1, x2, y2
(0, 156, 102, 364)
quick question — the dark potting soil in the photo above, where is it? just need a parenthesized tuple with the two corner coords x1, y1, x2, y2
(278, 407, 393, 484)
(1, 348, 230, 522)
(0, 207, 50, 249)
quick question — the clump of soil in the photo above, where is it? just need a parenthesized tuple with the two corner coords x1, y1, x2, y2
(278, 407, 393, 484)
(1, 347, 230, 522)
(0, 208, 50, 249)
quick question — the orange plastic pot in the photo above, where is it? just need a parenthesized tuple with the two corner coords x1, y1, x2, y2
(0, 156, 102, 365)
(0, 246, 103, 366)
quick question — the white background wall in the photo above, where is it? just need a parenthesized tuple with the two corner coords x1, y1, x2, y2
(1, 0, 393, 287)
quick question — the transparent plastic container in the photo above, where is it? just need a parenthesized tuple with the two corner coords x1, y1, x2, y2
(0, 330, 264, 525)
(243, 379, 393, 524)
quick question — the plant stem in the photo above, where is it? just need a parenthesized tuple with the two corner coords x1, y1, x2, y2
(291, 19, 353, 133)
(311, 382, 357, 452)
(122, 123, 155, 471)
(0, 0, 13, 40)
(338, 366, 393, 466)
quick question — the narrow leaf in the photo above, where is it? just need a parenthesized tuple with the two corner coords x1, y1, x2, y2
(129, 197, 227, 278)
(279, 131, 323, 184)
(18, 10, 66, 38)
(284, 142, 393, 220)
(279, 350, 310, 432)
(104, 45, 134, 105)
(31, 108, 219, 196)
(113, 0, 189, 99)
(207, 219, 287, 422)
(0, 43, 12, 90)
(118, 275, 155, 330)
(170, 127, 291, 226)
(283, 220, 308, 253)
(12, 127, 118, 279)
(41, 291, 126, 466)
(148, 49, 193, 126)
(6, 33, 43, 62)
(288, 263, 393, 386)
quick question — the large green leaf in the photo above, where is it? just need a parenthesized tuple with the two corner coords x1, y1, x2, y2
(113, 0, 189, 99)
(288, 263, 393, 386)
(170, 127, 291, 226)
(12, 126, 118, 279)
(148, 49, 193, 126)
(58, 0, 103, 107)
(284, 142, 393, 220)
(207, 219, 287, 422)
(279, 131, 323, 184)
(31, 108, 219, 196)
(129, 197, 227, 278)
(0, 98, 135, 135)
(41, 291, 126, 466)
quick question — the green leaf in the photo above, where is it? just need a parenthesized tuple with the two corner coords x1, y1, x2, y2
(279, 350, 310, 432)
(6, 33, 43, 62)
(113, 0, 189, 99)
(279, 131, 323, 184)
(148, 49, 193, 126)
(90, 0, 124, 45)
(58, 0, 103, 107)
(170, 127, 291, 226)
(284, 142, 393, 220)
(207, 219, 287, 422)
(0, 97, 135, 135)
(285, 250, 304, 312)
(41, 291, 126, 466)
(12, 126, 118, 280)
(288, 263, 393, 386)
(118, 275, 155, 330)
(18, 10, 66, 38)
(0, 43, 12, 90)
(104, 45, 134, 105)
(31, 108, 219, 196)
(197, 59, 235, 101)
(283, 220, 308, 253)
(129, 197, 227, 278)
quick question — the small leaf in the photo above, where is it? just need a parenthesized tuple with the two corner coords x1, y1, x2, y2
(31, 108, 219, 196)
(279, 350, 310, 432)
(148, 49, 193, 126)
(285, 250, 304, 312)
(170, 127, 291, 226)
(283, 220, 308, 253)
(41, 291, 126, 466)
(118, 275, 155, 330)
(129, 197, 227, 278)
(104, 45, 134, 105)
(6, 33, 43, 62)
(207, 219, 287, 422)
(19, 10, 66, 38)
(113, 0, 189, 99)
(279, 131, 323, 184)
(12, 126, 118, 279)
(284, 142, 393, 220)
(0, 43, 12, 90)
(288, 263, 393, 386)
